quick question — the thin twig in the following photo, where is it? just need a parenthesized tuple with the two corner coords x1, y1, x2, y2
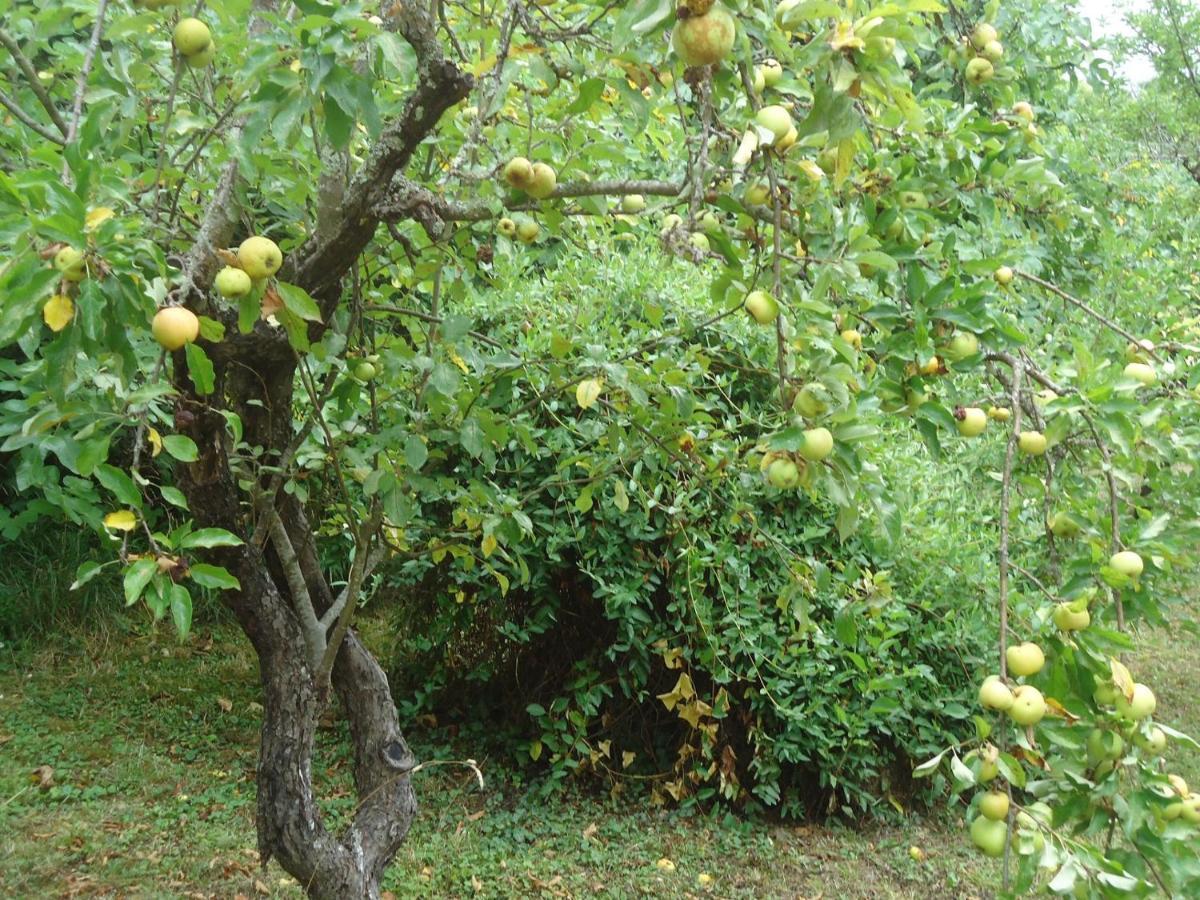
(1015, 270, 1160, 361)
(0, 26, 69, 136)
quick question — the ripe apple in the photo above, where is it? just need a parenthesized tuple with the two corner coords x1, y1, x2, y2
(945, 332, 979, 361)
(840, 328, 862, 349)
(957, 407, 987, 437)
(54, 246, 86, 281)
(760, 58, 783, 86)
(920, 356, 940, 376)
(799, 427, 833, 462)
(965, 57, 994, 86)
(1017, 431, 1046, 456)
(1006, 642, 1044, 677)
(517, 219, 540, 243)
(766, 457, 800, 489)
(498, 217, 517, 237)
(971, 22, 998, 50)
(1122, 362, 1156, 386)
(503, 156, 534, 189)
(689, 232, 710, 252)
(1137, 727, 1168, 754)
(1109, 550, 1143, 577)
(237, 236, 283, 279)
(1012, 101, 1034, 122)
(671, 5, 737, 67)
(979, 675, 1014, 711)
(152, 306, 200, 351)
(987, 406, 1011, 421)
(1115, 683, 1156, 721)
(744, 290, 779, 325)
(994, 265, 1014, 286)
(981, 40, 1003, 63)
(1093, 681, 1117, 707)
(980, 791, 1009, 821)
(755, 105, 793, 142)
(1053, 602, 1090, 632)
(969, 815, 1007, 858)
(1009, 685, 1046, 726)
(526, 162, 557, 199)
(214, 266, 252, 298)
(621, 194, 646, 214)
(173, 18, 212, 57)
(186, 42, 216, 68)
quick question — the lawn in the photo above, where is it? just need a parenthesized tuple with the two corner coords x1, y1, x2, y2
(2, 601, 1193, 899)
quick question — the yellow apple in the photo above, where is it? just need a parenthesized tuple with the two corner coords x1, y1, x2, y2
(237, 236, 283, 279)
(979, 791, 1009, 821)
(965, 57, 994, 86)
(173, 18, 212, 57)
(498, 217, 517, 237)
(760, 58, 783, 86)
(1009, 685, 1046, 726)
(979, 675, 1014, 711)
(755, 105, 793, 142)
(766, 457, 800, 489)
(994, 265, 1014, 286)
(1115, 683, 1156, 721)
(1006, 642, 1044, 677)
(1012, 101, 1034, 122)
(152, 306, 200, 351)
(1123, 362, 1156, 386)
(1053, 602, 1090, 632)
(971, 22, 998, 50)
(987, 406, 1011, 421)
(214, 266, 252, 298)
(1017, 431, 1047, 455)
(503, 156, 534, 189)
(1109, 550, 1143, 578)
(957, 407, 987, 437)
(981, 40, 1003, 63)
(517, 219, 540, 243)
(526, 162, 557, 199)
(186, 41, 216, 68)
(744, 290, 779, 325)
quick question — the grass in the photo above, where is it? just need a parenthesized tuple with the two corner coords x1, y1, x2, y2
(0, 620, 1002, 899)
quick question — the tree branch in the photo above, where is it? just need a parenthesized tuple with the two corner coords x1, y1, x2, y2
(0, 26, 69, 136)
(0, 88, 65, 144)
(65, 0, 108, 143)
(266, 508, 325, 670)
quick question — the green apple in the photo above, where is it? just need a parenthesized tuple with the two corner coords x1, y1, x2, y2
(971, 22, 998, 50)
(53, 246, 86, 281)
(503, 156, 534, 189)
(1136, 727, 1168, 754)
(766, 457, 800, 489)
(899, 191, 929, 209)
(152, 306, 200, 351)
(994, 265, 1014, 286)
(1125, 339, 1155, 362)
(793, 385, 828, 418)
(1008, 685, 1046, 726)
(1115, 683, 1156, 721)
(744, 182, 770, 205)
(698, 210, 721, 233)
(237, 236, 283, 279)
(185, 42, 216, 68)
(517, 218, 540, 243)
(173, 18, 212, 57)
(798, 427, 833, 462)
(981, 40, 1003, 63)
(1012, 101, 1034, 122)
(1017, 431, 1047, 456)
(621, 194, 646, 214)
(1053, 602, 1090, 632)
(689, 232, 710, 252)
(1047, 512, 1080, 538)
(755, 105, 793, 142)
(965, 57, 995, 86)
(979, 675, 1014, 711)
(526, 162, 557, 199)
(760, 58, 783, 86)
(957, 407, 987, 437)
(1006, 642, 1044, 677)
(979, 791, 1009, 821)
(945, 332, 979, 361)
(744, 290, 779, 325)
(671, 5, 737, 67)
(1086, 728, 1124, 766)
(987, 406, 1011, 421)
(1122, 362, 1157, 386)
(498, 217, 517, 237)
(1093, 681, 1117, 707)
(969, 815, 1007, 858)
(660, 213, 683, 235)
(353, 361, 377, 382)
(1109, 550, 1143, 578)
(214, 266, 252, 298)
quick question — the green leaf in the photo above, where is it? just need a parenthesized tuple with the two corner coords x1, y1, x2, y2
(70, 560, 107, 591)
(189, 563, 241, 591)
(404, 434, 428, 470)
(185, 343, 215, 395)
(181, 528, 244, 549)
(160, 485, 189, 508)
(162, 435, 199, 462)
(123, 558, 158, 606)
(95, 464, 141, 506)
(276, 283, 323, 322)
(169, 583, 192, 639)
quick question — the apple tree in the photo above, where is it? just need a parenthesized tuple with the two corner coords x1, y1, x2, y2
(2, 0, 1200, 896)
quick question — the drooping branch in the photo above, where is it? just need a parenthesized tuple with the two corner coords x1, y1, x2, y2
(0, 26, 69, 137)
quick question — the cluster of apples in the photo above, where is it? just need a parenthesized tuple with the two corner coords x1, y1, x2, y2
(758, 427, 834, 489)
(172, 17, 216, 68)
(659, 212, 718, 253)
(962, 22, 1003, 86)
(151, 236, 282, 351)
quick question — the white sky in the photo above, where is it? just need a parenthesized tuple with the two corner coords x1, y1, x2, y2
(1075, 0, 1157, 84)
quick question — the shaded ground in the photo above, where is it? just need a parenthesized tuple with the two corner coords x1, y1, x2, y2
(23, 599, 1199, 898)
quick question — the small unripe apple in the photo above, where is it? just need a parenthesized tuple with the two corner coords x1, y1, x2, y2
(945, 332, 979, 361)
(994, 265, 1014, 286)
(755, 105, 793, 142)
(503, 156, 534, 189)
(1125, 338, 1155, 362)
(1123, 362, 1157, 386)
(1012, 101, 1034, 122)
(920, 356, 941, 376)
(621, 194, 646, 214)
(760, 58, 783, 86)
(744, 290, 779, 325)
(152, 306, 200, 351)
(1137, 727, 1168, 754)
(981, 40, 1003, 63)
(526, 162, 557, 199)
(744, 182, 770, 205)
(237, 236, 283, 280)
(1109, 550, 1143, 578)
(752, 66, 766, 93)
(1009, 685, 1046, 726)
(957, 407, 987, 437)
(214, 266, 252, 298)
(671, 6, 737, 67)
(793, 385, 828, 418)
(54, 246, 86, 281)
(969, 816, 1007, 858)
(1017, 431, 1047, 456)
(698, 210, 721, 233)
(899, 191, 928, 209)
(353, 361, 377, 382)
(965, 57, 995, 86)
(498, 217, 517, 237)
(1115, 683, 1156, 721)
(971, 22, 998, 50)
(1053, 602, 1090, 632)
(173, 18, 212, 57)
(186, 42, 216, 68)
(840, 329, 862, 349)
(799, 427, 833, 462)
(775, 127, 798, 153)
(1006, 642, 1044, 677)
(689, 232, 710, 252)
(660, 213, 683, 233)
(766, 457, 800, 489)
(517, 219, 540, 243)
(1093, 681, 1118, 707)
(979, 791, 1009, 821)
(979, 675, 1014, 711)
(987, 406, 1011, 421)
(1047, 512, 1080, 538)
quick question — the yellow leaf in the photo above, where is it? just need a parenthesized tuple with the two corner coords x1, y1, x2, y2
(622, 750, 636, 768)
(449, 349, 470, 374)
(655, 858, 676, 873)
(43, 294, 74, 332)
(797, 159, 826, 182)
(147, 428, 163, 458)
(596, 740, 611, 758)
(1110, 658, 1135, 701)
(481, 533, 497, 558)
(575, 377, 603, 410)
(529, 739, 542, 761)
(678, 699, 712, 729)
(662, 646, 683, 669)
(656, 672, 695, 711)
(85, 207, 115, 230)
(103, 509, 137, 531)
